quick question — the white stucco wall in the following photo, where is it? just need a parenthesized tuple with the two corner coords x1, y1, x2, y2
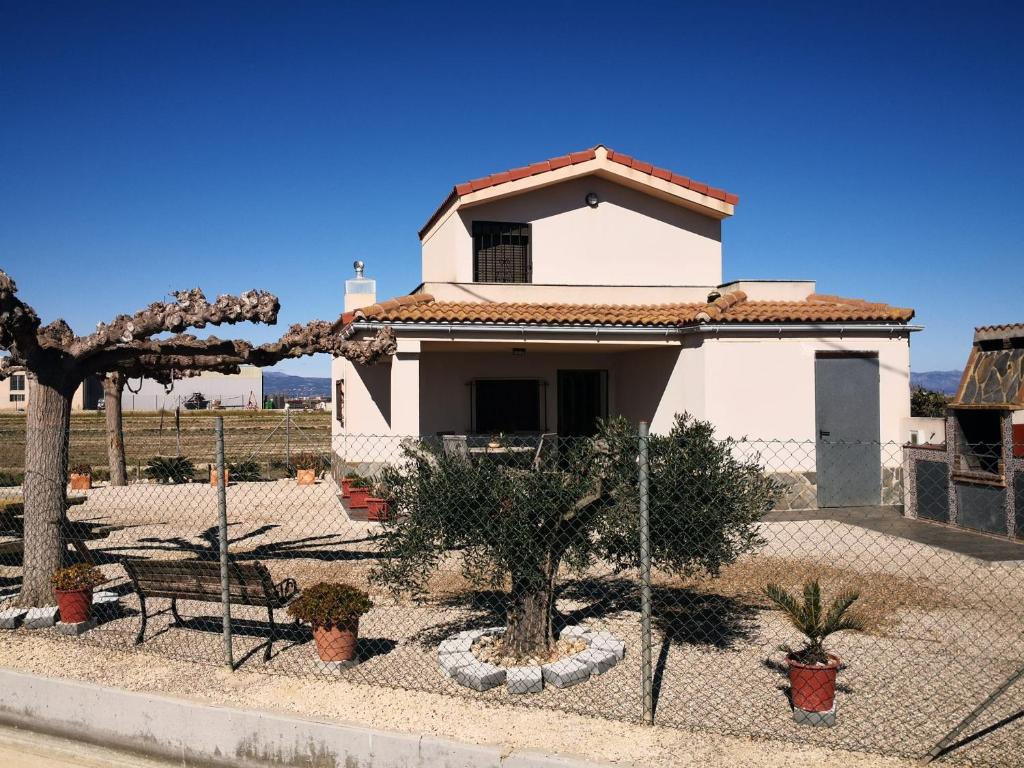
(421, 176, 723, 288)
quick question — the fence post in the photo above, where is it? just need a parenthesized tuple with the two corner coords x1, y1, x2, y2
(638, 420, 653, 725)
(214, 417, 234, 670)
(285, 405, 291, 469)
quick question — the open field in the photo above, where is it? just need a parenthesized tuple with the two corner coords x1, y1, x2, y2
(1, 478, 1021, 765)
(0, 410, 331, 479)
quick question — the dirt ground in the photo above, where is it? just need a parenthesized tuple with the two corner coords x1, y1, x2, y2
(1, 478, 1022, 767)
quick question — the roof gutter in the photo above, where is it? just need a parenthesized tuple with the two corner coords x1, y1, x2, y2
(347, 321, 921, 338)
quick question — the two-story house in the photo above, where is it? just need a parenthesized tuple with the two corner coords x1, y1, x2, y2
(332, 146, 918, 506)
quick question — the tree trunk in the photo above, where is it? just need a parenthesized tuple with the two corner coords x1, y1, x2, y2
(104, 373, 127, 486)
(503, 556, 560, 657)
(18, 375, 73, 607)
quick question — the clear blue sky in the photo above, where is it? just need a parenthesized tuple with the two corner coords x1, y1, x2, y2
(1, 1, 1021, 376)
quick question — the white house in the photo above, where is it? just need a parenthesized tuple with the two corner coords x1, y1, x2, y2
(332, 146, 919, 506)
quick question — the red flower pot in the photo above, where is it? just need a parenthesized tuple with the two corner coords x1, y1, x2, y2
(69, 474, 92, 491)
(349, 487, 370, 509)
(787, 653, 840, 713)
(366, 497, 389, 522)
(312, 618, 359, 662)
(296, 469, 316, 486)
(54, 588, 93, 624)
(340, 478, 354, 498)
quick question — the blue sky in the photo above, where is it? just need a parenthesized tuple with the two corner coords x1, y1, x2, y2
(1, 1, 1021, 376)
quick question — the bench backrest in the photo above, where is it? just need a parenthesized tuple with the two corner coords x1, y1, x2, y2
(123, 559, 278, 606)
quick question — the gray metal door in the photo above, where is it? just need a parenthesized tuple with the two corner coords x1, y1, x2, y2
(815, 354, 881, 507)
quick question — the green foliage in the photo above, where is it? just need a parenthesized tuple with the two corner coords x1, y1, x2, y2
(345, 472, 370, 489)
(911, 387, 949, 418)
(0, 472, 24, 487)
(291, 451, 327, 473)
(229, 459, 263, 482)
(286, 582, 373, 628)
(145, 455, 196, 484)
(764, 580, 864, 664)
(70, 463, 92, 476)
(372, 414, 779, 604)
(51, 563, 105, 591)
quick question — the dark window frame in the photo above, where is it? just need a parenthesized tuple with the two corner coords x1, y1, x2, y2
(469, 378, 547, 434)
(472, 221, 532, 284)
(9, 374, 25, 392)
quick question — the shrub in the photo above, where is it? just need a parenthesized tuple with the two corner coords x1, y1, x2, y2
(70, 463, 92, 476)
(911, 387, 949, 418)
(764, 580, 864, 665)
(0, 472, 24, 487)
(146, 456, 196, 484)
(287, 582, 373, 628)
(52, 563, 105, 591)
(228, 459, 262, 482)
(292, 452, 327, 473)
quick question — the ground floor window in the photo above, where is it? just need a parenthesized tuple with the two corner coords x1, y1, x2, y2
(471, 379, 544, 434)
(9, 394, 25, 403)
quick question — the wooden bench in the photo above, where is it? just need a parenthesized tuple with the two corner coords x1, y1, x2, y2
(122, 559, 298, 661)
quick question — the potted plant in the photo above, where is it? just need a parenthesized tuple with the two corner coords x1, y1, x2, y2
(286, 582, 372, 662)
(69, 463, 92, 491)
(209, 463, 230, 487)
(365, 489, 389, 522)
(146, 456, 195, 484)
(340, 471, 362, 499)
(51, 563, 106, 624)
(348, 475, 371, 509)
(293, 452, 321, 486)
(764, 580, 863, 717)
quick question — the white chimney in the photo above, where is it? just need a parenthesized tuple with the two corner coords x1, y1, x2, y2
(344, 260, 377, 312)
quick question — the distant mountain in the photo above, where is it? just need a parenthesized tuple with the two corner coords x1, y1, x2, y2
(911, 370, 962, 395)
(263, 372, 331, 398)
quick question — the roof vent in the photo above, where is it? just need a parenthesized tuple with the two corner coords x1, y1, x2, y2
(706, 290, 722, 303)
(353, 260, 365, 278)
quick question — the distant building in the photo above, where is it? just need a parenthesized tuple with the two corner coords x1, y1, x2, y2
(0, 367, 101, 411)
(120, 366, 263, 412)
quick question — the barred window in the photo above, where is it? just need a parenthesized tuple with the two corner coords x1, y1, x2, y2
(9, 394, 25, 403)
(472, 221, 531, 283)
(10, 374, 25, 391)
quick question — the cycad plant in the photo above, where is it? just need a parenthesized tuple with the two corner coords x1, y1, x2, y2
(764, 580, 863, 665)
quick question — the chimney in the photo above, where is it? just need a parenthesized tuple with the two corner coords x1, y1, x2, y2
(344, 260, 377, 312)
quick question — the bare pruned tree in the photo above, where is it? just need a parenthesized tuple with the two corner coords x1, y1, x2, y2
(0, 269, 395, 606)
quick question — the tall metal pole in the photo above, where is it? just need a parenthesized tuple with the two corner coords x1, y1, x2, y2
(175, 406, 181, 457)
(638, 420, 653, 724)
(214, 417, 234, 670)
(285, 405, 291, 470)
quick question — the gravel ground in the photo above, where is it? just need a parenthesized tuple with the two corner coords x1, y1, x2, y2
(1, 480, 1022, 767)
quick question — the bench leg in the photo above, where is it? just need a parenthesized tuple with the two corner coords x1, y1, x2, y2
(170, 598, 184, 627)
(135, 595, 147, 646)
(265, 605, 275, 662)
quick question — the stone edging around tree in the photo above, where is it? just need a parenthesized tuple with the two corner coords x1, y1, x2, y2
(438, 625, 625, 694)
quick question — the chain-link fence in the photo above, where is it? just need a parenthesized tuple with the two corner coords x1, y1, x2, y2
(1, 416, 1022, 766)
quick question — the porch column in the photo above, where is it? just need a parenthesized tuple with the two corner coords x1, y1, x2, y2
(391, 338, 421, 437)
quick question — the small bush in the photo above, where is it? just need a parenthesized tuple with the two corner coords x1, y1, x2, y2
(229, 459, 263, 482)
(146, 456, 196, 484)
(345, 472, 370, 489)
(764, 580, 864, 665)
(52, 563, 106, 591)
(292, 451, 327, 473)
(287, 582, 372, 628)
(70, 463, 92, 476)
(0, 472, 24, 487)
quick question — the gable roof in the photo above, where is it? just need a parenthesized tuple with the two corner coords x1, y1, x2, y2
(349, 291, 914, 330)
(419, 145, 738, 240)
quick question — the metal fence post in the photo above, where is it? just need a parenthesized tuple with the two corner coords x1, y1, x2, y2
(285, 405, 291, 469)
(214, 417, 234, 670)
(638, 420, 653, 725)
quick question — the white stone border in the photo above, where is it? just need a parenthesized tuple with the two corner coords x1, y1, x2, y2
(438, 625, 624, 694)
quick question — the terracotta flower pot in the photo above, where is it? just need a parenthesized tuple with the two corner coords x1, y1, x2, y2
(787, 653, 840, 713)
(349, 487, 370, 509)
(312, 618, 359, 662)
(366, 497, 389, 522)
(210, 469, 230, 487)
(340, 478, 354, 498)
(54, 588, 93, 624)
(296, 469, 316, 486)
(69, 473, 92, 491)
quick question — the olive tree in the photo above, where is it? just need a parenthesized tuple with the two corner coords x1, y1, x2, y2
(0, 269, 395, 606)
(373, 414, 779, 656)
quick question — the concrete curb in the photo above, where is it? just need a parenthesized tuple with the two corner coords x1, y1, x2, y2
(0, 668, 618, 768)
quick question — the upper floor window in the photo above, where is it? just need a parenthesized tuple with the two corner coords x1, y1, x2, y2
(472, 221, 531, 283)
(9, 374, 25, 392)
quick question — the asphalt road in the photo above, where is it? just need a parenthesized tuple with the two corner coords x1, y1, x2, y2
(0, 725, 175, 767)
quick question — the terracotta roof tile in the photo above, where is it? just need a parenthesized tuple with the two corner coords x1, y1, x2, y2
(420, 146, 738, 239)
(354, 291, 914, 328)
